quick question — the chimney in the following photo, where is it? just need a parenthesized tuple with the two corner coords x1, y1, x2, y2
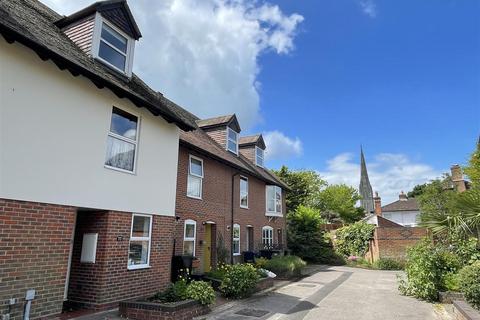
(450, 164, 467, 193)
(399, 191, 407, 201)
(373, 191, 382, 216)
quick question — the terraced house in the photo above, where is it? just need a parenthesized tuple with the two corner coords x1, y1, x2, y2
(0, 0, 288, 319)
(175, 115, 288, 272)
(0, 0, 198, 318)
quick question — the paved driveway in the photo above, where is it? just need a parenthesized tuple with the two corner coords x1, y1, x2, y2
(205, 266, 446, 320)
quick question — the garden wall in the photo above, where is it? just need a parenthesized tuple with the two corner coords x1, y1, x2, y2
(119, 299, 210, 320)
(365, 226, 428, 263)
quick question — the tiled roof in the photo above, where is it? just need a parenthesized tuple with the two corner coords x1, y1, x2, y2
(239, 135, 261, 145)
(382, 198, 420, 212)
(196, 115, 234, 127)
(180, 128, 288, 189)
(0, 0, 196, 131)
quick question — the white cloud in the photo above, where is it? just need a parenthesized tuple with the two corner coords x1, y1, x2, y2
(40, 0, 303, 129)
(263, 130, 303, 161)
(359, 0, 377, 18)
(318, 152, 443, 204)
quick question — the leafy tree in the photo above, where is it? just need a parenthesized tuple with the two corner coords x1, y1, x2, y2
(407, 183, 428, 198)
(317, 184, 364, 223)
(272, 166, 326, 213)
(464, 138, 480, 188)
(287, 206, 337, 263)
(334, 222, 375, 257)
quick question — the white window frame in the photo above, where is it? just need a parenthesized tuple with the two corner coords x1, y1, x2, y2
(226, 127, 239, 155)
(91, 13, 135, 76)
(240, 176, 249, 209)
(183, 219, 197, 256)
(187, 155, 204, 199)
(128, 214, 152, 270)
(262, 226, 273, 247)
(233, 224, 241, 256)
(266, 185, 283, 216)
(104, 106, 140, 175)
(255, 146, 264, 168)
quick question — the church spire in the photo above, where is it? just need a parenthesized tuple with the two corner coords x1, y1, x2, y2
(359, 147, 374, 214)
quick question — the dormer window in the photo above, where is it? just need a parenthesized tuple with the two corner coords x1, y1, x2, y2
(92, 15, 134, 76)
(227, 127, 239, 154)
(256, 147, 264, 167)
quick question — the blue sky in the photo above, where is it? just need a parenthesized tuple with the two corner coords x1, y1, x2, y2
(44, 0, 479, 203)
(258, 0, 479, 174)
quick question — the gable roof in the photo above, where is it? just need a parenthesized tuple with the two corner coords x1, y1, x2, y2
(382, 198, 420, 212)
(0, 0, 196, 131)
(55, 0, 142, 40)
(196, 114, 241, 133)
(180, 116, 288, 189)
(239, 134, 266, 150)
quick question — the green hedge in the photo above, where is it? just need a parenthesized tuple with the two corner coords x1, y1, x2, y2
(220, 263, 259, 298)
(458, 261, 480, 310)
(335, 222, 375, 257)
(264, 255, 306, 278)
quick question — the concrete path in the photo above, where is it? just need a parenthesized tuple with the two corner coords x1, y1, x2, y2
(204, 266, 447, 320)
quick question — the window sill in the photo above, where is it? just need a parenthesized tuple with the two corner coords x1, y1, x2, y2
(127, 264, 151, 271)
(240, 206, 249, 210)
(266, 212, 283, 217)
(105, 164, 136, 175)
(233, 253, 241, 256)
(187, 194, 202, 200)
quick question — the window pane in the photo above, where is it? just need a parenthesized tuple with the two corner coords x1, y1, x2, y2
(185, 223, 195, 238)
(101, 23, 128, 53)
(228, 129, 237, 140)
(187, 175, 201, 197)
(256, 154, 264, 167)
(267, 186, 275, 201)
(240, 178, 248, 193)
(233, 240, 239, 254)
(190, 158, 203, 176)
(110, 107, 137, 140)
(132, 216, 150, 237)
(267, 199, 275, 212)
(128, 240, 149, 266)
(227, 140, 237, 153)
(105, 136, 135, 171)
(233, 226, 240, 238)
(241, 195, 248, 207)
(183, 240, 194, 256)
(99, 41, 126, 70)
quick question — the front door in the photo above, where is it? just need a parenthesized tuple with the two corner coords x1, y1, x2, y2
(203, 224, 212, 273)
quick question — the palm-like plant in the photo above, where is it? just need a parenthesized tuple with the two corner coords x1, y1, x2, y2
(455, 189, 480, 240)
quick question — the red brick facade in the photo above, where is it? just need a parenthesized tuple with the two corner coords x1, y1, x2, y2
(0, 199, 76, 320)
(175, 145, 287, 270)
(0, 198, 175, 319)
(67, 211, 174, 309)
(365, 226, 429, 263)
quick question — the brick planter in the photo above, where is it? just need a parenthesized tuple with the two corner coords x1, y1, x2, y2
(453, 301, 480, 320)
(255, 277, 274, 292)
(119, 299, 210, 320)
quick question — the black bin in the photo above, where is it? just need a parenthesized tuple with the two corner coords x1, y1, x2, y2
(171, 255, 194, 282)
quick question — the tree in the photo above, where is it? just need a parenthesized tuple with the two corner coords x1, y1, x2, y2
(317, 184, 364, 223)
(272, 166, 326, 213)
(287, 206, 336, 263)
(407, 183, 428, 198)
(464, 138, 480, 188)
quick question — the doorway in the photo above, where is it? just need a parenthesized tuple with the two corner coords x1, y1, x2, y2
(202, 223, 216, 273)
(246, 226, 254, 252)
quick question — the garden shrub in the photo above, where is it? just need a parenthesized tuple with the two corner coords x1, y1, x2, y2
(255, 257, 269, 269)
(374, 258, 404, 270)
(458, 261, 480, 310)
(287, 206, 337, 263)
(186, 281, 216, 305)
(398, 239, 461, 301)
(264, 255, 306, 278)
(220, 263, 259, 298)
(150, 278, 188, 303)
(205, 264, 229, 280)
(334, 222, 375, 257)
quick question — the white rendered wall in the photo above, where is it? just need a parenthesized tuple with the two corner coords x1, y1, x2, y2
(0, 38, 180, 216)
(382, 211, 420, 227)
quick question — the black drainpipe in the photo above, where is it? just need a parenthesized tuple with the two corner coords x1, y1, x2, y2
(231, 172, 240, 264)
